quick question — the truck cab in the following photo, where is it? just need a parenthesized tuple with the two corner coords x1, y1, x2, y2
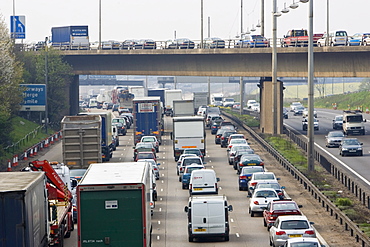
(342, 110, 366, 135)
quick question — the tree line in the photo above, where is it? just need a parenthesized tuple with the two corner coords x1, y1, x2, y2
(0, 15, 73, 157)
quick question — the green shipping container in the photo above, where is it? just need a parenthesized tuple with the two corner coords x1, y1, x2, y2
(77, 163, 151, 247)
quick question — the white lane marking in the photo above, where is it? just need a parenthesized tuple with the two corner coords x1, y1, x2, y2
(160, 198, 163, 201)
(236, 233, 240, 238)
(157, 236, 160, 240)
(158, 221, 161, 225)
(161, 180, 164, 183)
(211, 166, 214, 168)
(231, 218, 234, 223)
(219, 187, 222, 190)
(159, 208, 162, 212)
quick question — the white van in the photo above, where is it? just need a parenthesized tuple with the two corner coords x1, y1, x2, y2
(317, 30, 348, 46)
(189, 169, 220, 195)
(184, 195, 233, 242)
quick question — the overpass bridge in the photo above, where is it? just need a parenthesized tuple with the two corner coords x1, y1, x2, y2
(62, 47, 370, 134)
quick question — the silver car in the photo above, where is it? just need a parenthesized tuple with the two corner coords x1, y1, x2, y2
(269, 215, 316, 247)
(325, 131, 345, 148)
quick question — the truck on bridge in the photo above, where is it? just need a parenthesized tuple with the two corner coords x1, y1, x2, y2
(51, 25, 89, 50)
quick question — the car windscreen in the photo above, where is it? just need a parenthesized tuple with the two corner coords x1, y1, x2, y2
(280, 220, 309, 230)
(254, 174, 275, 180)
(183, 159, 201, 166)
(241, 167, 264, 174)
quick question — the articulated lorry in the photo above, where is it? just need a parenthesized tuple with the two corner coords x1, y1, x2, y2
(77, 162, 152, 247)
(51, 25, 89, 50)
(173, 99, 195, 117)
(79, 112, 114, 162)
(133, 97, 163, 145)
(164, 89, 182, 116)
(0, 161, 75, 247)
(193, 92, 209, 114)
(172, 116, 206, 161)
(61, 115, 102, 168)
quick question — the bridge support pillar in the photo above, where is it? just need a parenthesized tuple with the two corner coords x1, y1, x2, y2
(258, 77, 283, 134)
(69, 75, 80, 115)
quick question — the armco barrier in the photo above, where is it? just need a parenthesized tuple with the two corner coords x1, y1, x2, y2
(222, 111, 370, 247)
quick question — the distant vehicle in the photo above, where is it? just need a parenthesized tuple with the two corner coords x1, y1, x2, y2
(246, 100, 258, 109)
(263, 199, 303, 229)
(283, 108, 289, 119)
(220, 131, 238, 148)
(137, 159, 160, 180)
(247, 172, 279, 196)
(251, 103, 260, 112)
(51, 25, 89, 50)
(211, 122, 221, 134)
(339, 138, 363, 156)
(249, 188, 280, 217)
(203, 37, 225, 49)
(238, 166, 264, 191)
(69, 168, 87, 182)
(302, 117, 319, 131)
(228, 138, 247, 149)
(141, 136, 160, 152)
(281, 237, 322, 247)
(189, 169, 219, 195)
(363, 34, 370, 46)
(347, 34, 362, 46)
(133, 142, 156, 160)
(303, 108, 317, 118)
(135, 151, 157, 162)
(183, 148, 204, 161)
(134, 39, 156, 49)
(181, 164, 204, 189)
(317, 30, 348, 46)
(293, 106, 305, 116)
(90, 41, 99, 50)
(121, 39, 138, 49)
(325, 131, 345, 148)
(235, 35, 269, 48)
(233, 102, 241, 109)
(227, 143, 251, 165)
(254, 181, 285, 200)
(233, 149, 255, 169)
(289, 102, 303, 112)
(197, 105, 207, 116)
(281, 29, 309, 47)
(236, 154, 264, 174)
(342, 110, 366, 135)
(332, 115, 343, 130)
(112, 122, 127, 135)
(269, 215, 316, 247)
(166, 38, 195, 49)
(222, 98, 235, 107)
(101, 41, 113, 50)
(178, 156, 203, 177)
(176, 154, 197, 175)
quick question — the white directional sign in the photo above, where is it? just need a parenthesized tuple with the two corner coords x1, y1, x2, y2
(10, 15, 25, 39)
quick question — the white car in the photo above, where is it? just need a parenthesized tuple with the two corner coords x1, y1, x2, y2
(249, 188, 280, 217)
(140, 136, 159, 152)
(247, 172, 279, 196)
(251, 103, 260, 112)
(317, 30, 348, 47)
(281, 237, 322, 247)
(269, 215, 316, 247)
(228, 138, 248, 149)
(246, 100, 257, 109)
(290, 102, 303, 112)
(303, 109, 317, 118)
(197, 106, 207, 116)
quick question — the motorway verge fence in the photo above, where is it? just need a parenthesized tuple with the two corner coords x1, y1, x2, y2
(222, 110, 370, 247)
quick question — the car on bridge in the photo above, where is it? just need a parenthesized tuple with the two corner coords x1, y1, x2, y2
(166, 38, 195, 49)
(134, 39, 157, 49)
(203, 37, 225, 49)
(235, 35, 269, 48)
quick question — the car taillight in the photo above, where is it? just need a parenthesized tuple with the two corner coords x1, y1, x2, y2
(180, 167, 183, 172)
(228, 145, 232, 148)
(216, 135, 220, 138)
(221, 137, 224, 140)
(251, 182, 257, 186)
(189, 184, 192, 189)
(239, 175, 247, 180)
(305, 230, 315, 235)
(253, 201, 260, 205)
(152, 148, 155, 152)
(260, 162, 264, 166)
(275, 231, 286, 236)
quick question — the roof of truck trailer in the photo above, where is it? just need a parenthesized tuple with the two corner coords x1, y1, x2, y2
(0, 172, 45, 192)
(79, 162, 149, 185)
(173, 116, 205, 121)
(133, 97, 161, 101)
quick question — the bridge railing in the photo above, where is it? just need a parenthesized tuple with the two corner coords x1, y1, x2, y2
(222, 110, 370, 247)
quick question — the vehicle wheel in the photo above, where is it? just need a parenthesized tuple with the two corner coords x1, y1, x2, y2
(236, 169, 240, 175)
(224, 235, 229, 241)
(156, 148, 159, 152)
(188, 236, 193, 242)
(233, 164, 237, 170)
(263, 219, 267, 227)
(179, 176, 182, 182)
(182, 184, 186, 189)
(177, 170, 179, 175)
(269, 237, 273, 246)
(360, 152, 363, 156)
(239, 187, 242, 191)
(331, 42, 334, 47)
(317, 42, 321, 47)
(65, 230, 71, 238)
(58, 225, 65, 247)
(250, 211, 255, 217)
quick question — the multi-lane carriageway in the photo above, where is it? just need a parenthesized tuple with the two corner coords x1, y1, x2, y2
(50, 112, 358, 247)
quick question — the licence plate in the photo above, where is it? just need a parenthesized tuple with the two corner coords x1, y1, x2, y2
(194, 229, 206, 232)
(289, 234, 303, 238)
(193, 188, 203, 191)
(248, 163, 256, 166)
(349, 150, 356, 152)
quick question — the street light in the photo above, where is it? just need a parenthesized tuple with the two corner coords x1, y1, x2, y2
(44, 37, 49, 134)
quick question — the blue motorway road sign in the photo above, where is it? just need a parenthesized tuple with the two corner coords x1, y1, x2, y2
(20, 84, 46, 111)
(10, 15, 25, 39)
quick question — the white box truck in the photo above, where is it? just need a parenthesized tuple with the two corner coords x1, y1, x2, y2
(342, 110, 366, 135)
(173, 99, 194, 117)
(164, 89, 182, 116)
(172, 116, 205, 161)
(184, 195, 233, 242)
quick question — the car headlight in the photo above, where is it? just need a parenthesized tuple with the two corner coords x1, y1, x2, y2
(342, 148, 348, 151)
(358, 147, 363, 150)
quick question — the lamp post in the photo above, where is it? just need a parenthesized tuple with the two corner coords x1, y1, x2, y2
(326, 0, 329, 46)
(99, 0, 101, 50)
(44, 37, 49, 134)
(201, 0, 204, 48)
(272, 0, 279, 135)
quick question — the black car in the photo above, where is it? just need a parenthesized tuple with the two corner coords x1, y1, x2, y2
(220, 131, 237, 148)
(339, 138, 363, 156)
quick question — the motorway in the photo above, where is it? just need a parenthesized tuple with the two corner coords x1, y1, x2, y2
(35, 109, 363, 247)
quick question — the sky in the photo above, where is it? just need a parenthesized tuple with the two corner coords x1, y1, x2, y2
(1, 0, 370, 43)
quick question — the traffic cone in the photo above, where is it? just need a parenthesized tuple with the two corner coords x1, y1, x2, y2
(39, 141, 44, 150)
(50, 136, 54, 145)
(30, 147, 34, 157)
(54, 132, 59, 142)
(33, 146, 38, 156)
(59, 131, 62, 139)
(23, 150, 28, 160)
(366, 108, 369, 114)
(44, 138, 49, 148)
(7, 160, 11, 171)
(14, 155, 19, 166)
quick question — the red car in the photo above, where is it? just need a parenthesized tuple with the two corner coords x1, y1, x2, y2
(135, 151, 157, 162)
(263, 199, 302, 229)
